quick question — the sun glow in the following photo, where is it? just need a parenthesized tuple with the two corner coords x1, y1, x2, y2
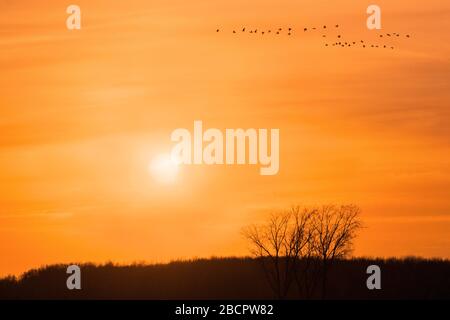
(148, 153, 180, 184)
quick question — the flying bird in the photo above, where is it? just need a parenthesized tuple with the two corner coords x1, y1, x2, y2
(304, 28, 307, 31)
(242, 27, 245, 32)
(335, 24, 339, 28)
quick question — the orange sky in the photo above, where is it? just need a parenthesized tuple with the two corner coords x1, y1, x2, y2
(1, 0, 449, 276)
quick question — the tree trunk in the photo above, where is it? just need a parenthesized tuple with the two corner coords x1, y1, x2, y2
(322, 260, 328, 299)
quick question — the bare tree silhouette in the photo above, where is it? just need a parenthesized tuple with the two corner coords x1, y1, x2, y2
(244, 204, 362, 299)
(243, 207, 317, 298)
(243, 212, 291, 299)
(311, 204, 362, 299)
(285, 206, 316, 298)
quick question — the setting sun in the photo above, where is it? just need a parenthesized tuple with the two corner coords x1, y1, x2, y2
(149, 153, 180, 184)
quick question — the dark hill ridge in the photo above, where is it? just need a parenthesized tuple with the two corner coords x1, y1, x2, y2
(1, 257, 449, 299)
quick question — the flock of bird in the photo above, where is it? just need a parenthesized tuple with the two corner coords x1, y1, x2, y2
(216, 24, 338, 36)
(216, 24, 412, 50)
(326, 32, 411, 49)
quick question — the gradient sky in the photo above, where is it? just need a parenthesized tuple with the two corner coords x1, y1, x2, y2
(1, 0, 449, 276)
